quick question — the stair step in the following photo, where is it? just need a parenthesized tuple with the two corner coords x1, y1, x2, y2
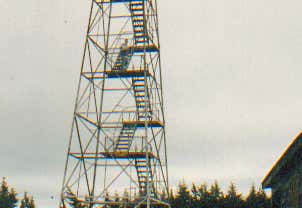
(136, 160, 147, 163)
(134, 92, 145, 95)
(133, 27, 145, 31)
(134, 36, 147, 41)
(134, 31, 145, 35)
(132, 9, 144, 12)
(132, 16, 144, 20)
(130, 2, 143, 5)
(133, 80, 145, 83)
(133, 87, 145, 90)
(130, 3, 143, 6)
(131, 6, 143, 9)
(136, 161, 147, 163)
(132, 14, 144, 17)
(137, 104, 150, 107)
(133, 84, 145, 87)
(133, 77, 145, 80)
(136, 165, 147, 168)
(133, 21, 144, 25)
(133, 25, 144, 28)
(117, 144, 129, 147)
(133, 19, 144, 23)
(119, 134, 132, 137)
(118, 138, 130, 140)
(137, 106, 148, 109)
(118, 141, 129, 143)
(133, 29, 145, 33)
(135, 40, 148, 43)
(130, 4, 143, 7)
(134, 89, 145, 92)
(137, 100, 149, 104)
(135, 37, 147, 41)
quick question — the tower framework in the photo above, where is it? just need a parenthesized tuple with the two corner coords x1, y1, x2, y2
(60, 0, 169, 207)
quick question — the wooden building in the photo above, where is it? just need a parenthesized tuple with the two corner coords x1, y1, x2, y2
(262, 132, 302, 208)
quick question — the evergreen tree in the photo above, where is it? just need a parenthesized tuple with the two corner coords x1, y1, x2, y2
(0, 177, 18, 208)
(255, 188, 271, 208)
(208, 181, 223, 208)
(222, 182, 243, 208)
(191, 183, 199, 208)
(246, 184, 257, 208)
(20, 192, 35, 208)
(169, 188, 177, 208)
(198, 183, 211, 208)
(174, 182, 191, 208)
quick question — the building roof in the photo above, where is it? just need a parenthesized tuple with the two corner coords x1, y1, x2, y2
(262, 131, 302, 188)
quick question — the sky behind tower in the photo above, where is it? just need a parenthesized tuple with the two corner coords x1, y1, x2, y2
(1, 0, 302, 207)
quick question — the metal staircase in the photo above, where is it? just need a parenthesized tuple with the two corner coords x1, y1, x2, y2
(113, 47, 133, 71)
(115, 125, 137, 152)
(130, 0, 149, 46)
(135, 157, 155, 196)
(132, 77, 152, 121)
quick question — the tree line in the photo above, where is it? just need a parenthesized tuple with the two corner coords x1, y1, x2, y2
(1, 177, 270, 208)
(0, 178, 35, 208)
(67, 181, 271, 208)
(169, 181, 271, 208)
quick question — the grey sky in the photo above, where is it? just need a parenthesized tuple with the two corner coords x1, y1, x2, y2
(1, 0, 302, 207)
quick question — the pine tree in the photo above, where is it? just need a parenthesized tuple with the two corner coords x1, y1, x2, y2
(255, 188, 271, 208)
(20, 192, 35, 208)
(246, 184, 257, 208)
(0, 177, 18, 208)
(208, 181, 223, 208)
(174, 182, 191, 208)
(197, 183, 211, 208)
(222, 182, 243, 208)
(191, 183, 199, 207)
(169, 188, 177, 208)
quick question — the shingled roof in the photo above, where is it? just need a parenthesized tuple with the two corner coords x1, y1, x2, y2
(262, 131, 302, 188)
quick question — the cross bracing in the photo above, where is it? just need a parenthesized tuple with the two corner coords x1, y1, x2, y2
(59, 0, 169, 207)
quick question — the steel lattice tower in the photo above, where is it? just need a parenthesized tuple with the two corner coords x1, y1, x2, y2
(59, 0, 169, 207)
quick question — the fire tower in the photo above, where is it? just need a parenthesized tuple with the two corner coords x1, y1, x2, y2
(59, 0, 169, 207)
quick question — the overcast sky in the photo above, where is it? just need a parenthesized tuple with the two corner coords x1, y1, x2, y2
(1, 0, 302, 207)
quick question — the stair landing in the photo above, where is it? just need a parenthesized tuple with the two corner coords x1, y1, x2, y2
(70, 151, 155, 160)
(123, 120, 163, 127)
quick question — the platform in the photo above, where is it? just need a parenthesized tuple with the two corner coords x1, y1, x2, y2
(81, 70, 151, 80)
(69, 151, 155, 160)
(106, 70, 151, 78)
(123, 120, 163, 128)
(130, 45, 159, 53)
(96, 0, 147, 4)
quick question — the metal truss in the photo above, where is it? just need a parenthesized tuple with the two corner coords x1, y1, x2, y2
(59, 0, 169, 207)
